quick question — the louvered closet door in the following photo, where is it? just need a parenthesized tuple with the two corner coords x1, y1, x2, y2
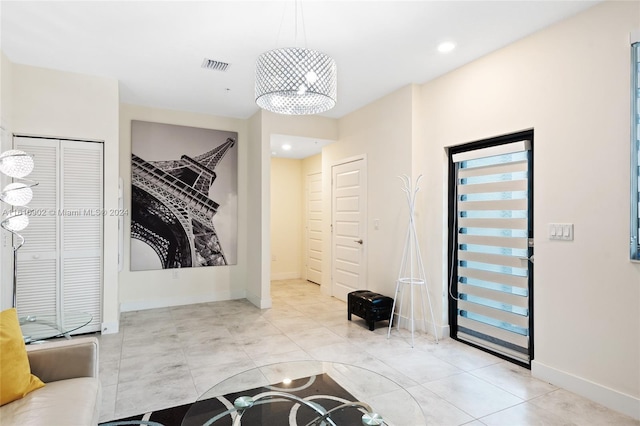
(15, 138, 59, 314)
(450, 138, 533, 365)
(14, 137, 103, 334)
(60, 140, 103, 332)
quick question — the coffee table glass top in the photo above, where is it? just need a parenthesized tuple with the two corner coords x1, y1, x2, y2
(19, 311, 92, 343)
(182, 360, 425, 426)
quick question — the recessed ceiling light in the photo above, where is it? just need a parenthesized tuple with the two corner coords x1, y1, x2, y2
(282, 144, 292, 151)
(437, 41, 456, 53)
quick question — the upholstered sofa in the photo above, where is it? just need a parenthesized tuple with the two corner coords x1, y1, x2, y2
(0, 337, 101, 425)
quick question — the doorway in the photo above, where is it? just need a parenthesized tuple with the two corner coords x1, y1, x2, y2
(448, 130, 534, 366)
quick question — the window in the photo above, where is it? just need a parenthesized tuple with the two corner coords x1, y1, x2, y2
(632, 42, 640, 260)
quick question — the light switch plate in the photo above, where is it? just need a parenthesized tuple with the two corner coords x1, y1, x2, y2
(549, 223, 573, 240)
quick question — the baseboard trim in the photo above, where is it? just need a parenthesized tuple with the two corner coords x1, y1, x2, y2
(246, 293, 272, 309)
(532, 360, 640, 420)
(120, 290, 246, 312)
(270, 272, 300, 281)
(100, 321, 119, 334)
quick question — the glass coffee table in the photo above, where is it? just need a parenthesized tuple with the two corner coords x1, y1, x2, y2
(182, 360, 425, 426)
(19, 311, 92, 344)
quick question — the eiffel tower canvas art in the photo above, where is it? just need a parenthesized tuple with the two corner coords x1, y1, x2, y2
(130, 120, 238, 271)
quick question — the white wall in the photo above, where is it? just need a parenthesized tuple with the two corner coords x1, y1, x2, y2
(270, 157, 303, 280)
(419, 0, 640, 418)
(7, 63, 120, 332)
(118, 103, 249, 311)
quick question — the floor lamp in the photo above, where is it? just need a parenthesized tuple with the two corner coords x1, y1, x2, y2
(0, 150, 36, 308)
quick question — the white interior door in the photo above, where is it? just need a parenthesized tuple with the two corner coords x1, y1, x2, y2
(332, 158, 366, 301)
(60, 140, 103, 332)
(15, 138, 59, 314)
(306, 172, 322, 284)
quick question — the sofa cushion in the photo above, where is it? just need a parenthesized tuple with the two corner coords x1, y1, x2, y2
(0, 377, 101, 426)
(0, 308, 45, 406)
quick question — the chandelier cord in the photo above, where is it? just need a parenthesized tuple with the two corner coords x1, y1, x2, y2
(276, 0, 308, 48)
(299, 0, 308, 48)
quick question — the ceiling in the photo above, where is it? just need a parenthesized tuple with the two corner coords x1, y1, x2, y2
(1, 1, 599, 157)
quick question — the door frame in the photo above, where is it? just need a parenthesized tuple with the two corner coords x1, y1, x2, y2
(447, 129, 534, 368)
(331, 155, 367, 300)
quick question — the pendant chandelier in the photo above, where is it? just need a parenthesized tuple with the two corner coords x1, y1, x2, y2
(255, 2, 337, 115)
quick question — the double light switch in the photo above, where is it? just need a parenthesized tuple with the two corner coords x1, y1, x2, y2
(549, 223, 573, 241)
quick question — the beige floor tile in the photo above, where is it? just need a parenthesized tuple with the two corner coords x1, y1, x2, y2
(529, 389, 640, 425)
(426, 339, 503, 371)
(236, 333, 302, 357)
(98, 279, 636, 425)
(480, 402, 576, 426)
(189, 358, 257, 395)
(284, 326, 348, 350)
(306, 341, 380, 365)
(405, 384, 475, 426)
(377, 350, 463, 384)
(424, 373, 523, 418)
(98, 384, 117, 423)
(470, 361, 558, 400)
(249, 348, 313, 366)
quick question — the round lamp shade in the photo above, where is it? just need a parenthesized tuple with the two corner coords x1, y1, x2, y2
(255, 48, 337, 115)
(0, 150, 34, 178)
(0, 212, 29, 232)
(0, 182, 33, 206)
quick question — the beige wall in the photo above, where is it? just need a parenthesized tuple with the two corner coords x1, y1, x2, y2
(6, 63, 121, 331)
(270, 157, 303, 280)
(322, 85, 418, 306)
(119, 104, 249, 310)
(419, 0, 640, 417)
(246, 111, 270, 308)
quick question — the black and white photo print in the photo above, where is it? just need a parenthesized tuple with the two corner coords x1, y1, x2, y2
(130, 120, 238, 271)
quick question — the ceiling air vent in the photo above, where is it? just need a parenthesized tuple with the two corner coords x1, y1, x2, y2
(201, 58, 230, 72)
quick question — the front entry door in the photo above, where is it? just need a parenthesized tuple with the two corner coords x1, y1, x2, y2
(449, 131, 534, 366)
(331, 158, 366, 301)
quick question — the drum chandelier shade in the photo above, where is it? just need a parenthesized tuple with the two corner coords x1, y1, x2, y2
(0, 150, 35, 178)
(255, 47, 337, 115)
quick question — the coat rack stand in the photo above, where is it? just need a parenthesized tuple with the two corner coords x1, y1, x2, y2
(387, 175, 438, 347)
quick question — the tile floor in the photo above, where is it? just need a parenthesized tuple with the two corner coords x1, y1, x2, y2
(97, 279, 639, 425)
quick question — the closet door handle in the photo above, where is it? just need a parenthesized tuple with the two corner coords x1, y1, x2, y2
(354, 239, 363, 245)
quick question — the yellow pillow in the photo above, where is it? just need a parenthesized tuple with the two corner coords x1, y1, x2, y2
(0, 308, 45, 406)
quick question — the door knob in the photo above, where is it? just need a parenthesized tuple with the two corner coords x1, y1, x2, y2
(354, 239, 363, 245)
